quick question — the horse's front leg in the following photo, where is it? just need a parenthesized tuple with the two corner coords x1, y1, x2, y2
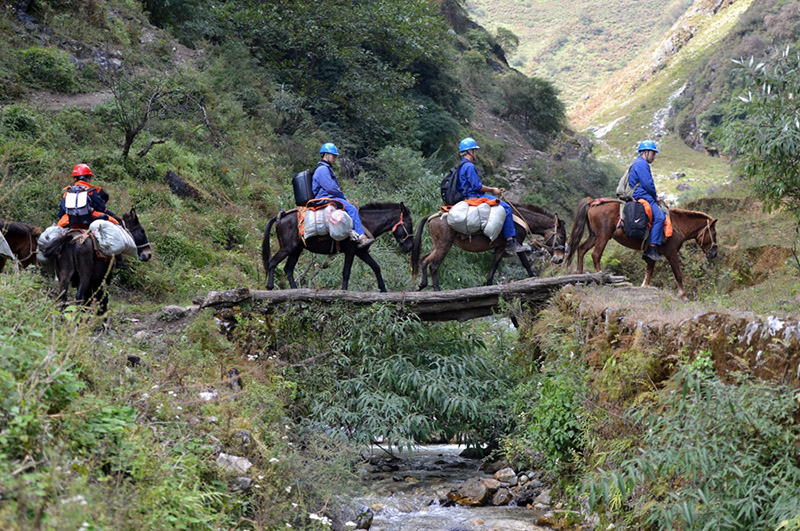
(356, 249, 386, 292)
(664, 251, 687, 299)
(485, 247, 505, 285)
(517, 248, 535, 278)
(416, 252, 431, 291)
(283, 248, 303, 289)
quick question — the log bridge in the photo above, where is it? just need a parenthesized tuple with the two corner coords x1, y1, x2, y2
(196, 273, 627, 322)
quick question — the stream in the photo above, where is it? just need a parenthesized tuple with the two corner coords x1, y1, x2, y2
(356, 444, 551, 531)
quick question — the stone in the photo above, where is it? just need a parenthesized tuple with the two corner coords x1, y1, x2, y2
(536, 511, 558, 527)
(158, 305, 193, 322)
(329, 502, 373, 531)
(518, 474, 529, 485)
(676, 183, 692, 191)
(671, 172, 686, 179)
(492, 487, 513, 506)
(535, 488, 552, 505)
(454, 477, 489, 506)
(482, 460, 509, 475)
(233, 477, 251, 492)
(493, 467, 516, 483)
(216, 453, 252, 475)
(481, 478, 501, 491)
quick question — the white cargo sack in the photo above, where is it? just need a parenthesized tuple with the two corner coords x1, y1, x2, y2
(446, 201, 506, 241)
(0, 230, 14, 260)
(326, 208, 354, 241)
(483, 205, 506, 242)
(37, 225, 68, 265)
(303, 205, 334, 239)
(89, 219, 137, 257)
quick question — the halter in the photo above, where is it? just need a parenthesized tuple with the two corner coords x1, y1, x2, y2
(391, 210, 412, 243)
(121, 217, 152, 251)
(543, 216, 565, 252)
(696, 218, 717, 249)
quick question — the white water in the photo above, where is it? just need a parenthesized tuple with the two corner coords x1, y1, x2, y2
(358, 445, 549, 531)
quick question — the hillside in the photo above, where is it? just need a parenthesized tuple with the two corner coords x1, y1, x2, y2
(465, 0, 694, 104)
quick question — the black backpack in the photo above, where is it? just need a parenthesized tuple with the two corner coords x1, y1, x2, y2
(64, 184, 93, 226)
(622, 200, 648, 240)
(440, 160, 467, 206)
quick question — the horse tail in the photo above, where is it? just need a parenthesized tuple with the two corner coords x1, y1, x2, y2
(261, 214, 278, 274)
(42, 234, 72, 260)
(411, 213, 432, 280)
(566, 197, 593, 267)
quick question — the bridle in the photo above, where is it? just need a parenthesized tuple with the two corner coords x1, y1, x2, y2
(542, 216, 565, 252)
(121, 217, 151, 251)
(696, 218, 717, 251)
(391, 209, 412, 243)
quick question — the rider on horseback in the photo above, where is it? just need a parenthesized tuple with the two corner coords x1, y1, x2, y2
(57, 164, 121, 229)
(456, 137, 529, 256)
(629, 141, 664, 262)
(312, 143, 373, 248)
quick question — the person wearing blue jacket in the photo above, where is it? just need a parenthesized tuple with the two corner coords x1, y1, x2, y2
(312, 143, 373, 247)
(457, 137, 529, 255)
(629, 140, 664, 262)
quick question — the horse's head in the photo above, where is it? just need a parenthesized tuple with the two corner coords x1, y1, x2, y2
(391, 203, 414, 254)
(697, 218, 718, 260)
(544, 214, 567, 264)
(122, 208, 152, 262)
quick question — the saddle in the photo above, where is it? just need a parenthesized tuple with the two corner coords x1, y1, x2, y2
(295, 199, 343, 241)
(591, 197, 673, 241)
(68, 229, 112, 262)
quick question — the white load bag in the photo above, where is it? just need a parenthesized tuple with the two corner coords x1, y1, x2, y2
(446, 201, 506, 241)
(0, 230, 14, 260)
(37, 225, 68, 265)
(327, 208, 354, 241)
(483, 205, 506, 242)
(304, 205, 334, 239)
(89, 219, 137, 257)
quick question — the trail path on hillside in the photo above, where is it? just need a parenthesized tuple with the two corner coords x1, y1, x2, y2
(25, 89, 113, 111)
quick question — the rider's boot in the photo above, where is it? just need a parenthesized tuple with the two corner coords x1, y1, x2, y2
(504, 238, 531, 256)
(642, 244, 662, 262)
(357, 234, 374, 248)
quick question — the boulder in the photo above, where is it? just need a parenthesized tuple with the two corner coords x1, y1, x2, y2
(481, 478, 501, 491)
(535, 488, 552, 505)
(216, 453, 252, 475)
(481, 459, 509, 475)
(493, 467, 516, 483)
(329, 502, 374, 531)
(492, 487, 513, 506)
(448, 477, 489, 506)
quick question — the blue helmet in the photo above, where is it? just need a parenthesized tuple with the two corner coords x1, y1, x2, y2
(637, 140, 658, 153)
(319, 142, 339, 155)
(459, 137, 480, 152)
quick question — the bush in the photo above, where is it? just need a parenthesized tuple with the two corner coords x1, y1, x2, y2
(589, 369, 800, 528)
(18, 46, 79, 94)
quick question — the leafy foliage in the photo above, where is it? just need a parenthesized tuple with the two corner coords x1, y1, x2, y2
(589, 369, 800, 529)
(500, 73, 565, 134)
(729, 50, 800, 216)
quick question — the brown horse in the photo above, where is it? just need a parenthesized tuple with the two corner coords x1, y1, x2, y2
(263, 202, 413, 292)
(0, 218, 40, 272)
(412, 203, 566, 291)
(42, 209, 152, 313)
(566, 197, 718, 298)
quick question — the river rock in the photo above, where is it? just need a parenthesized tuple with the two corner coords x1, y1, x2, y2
(512, 484, 542, 506)
(492, 487, 513, 506)
(448, 477, 489, 506)
(536, 511, 558, 527)
(518, 474, 529, 485)
(493, 467, 516, 483)
(481, 478, 500, 491)
(482, 459, 509, 474)
(329, 502, 373, 531)
(535, 488, 552, 505)
(216, 453, 252, 475)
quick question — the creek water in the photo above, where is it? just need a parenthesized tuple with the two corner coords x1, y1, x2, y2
(357, 444, 549, 531)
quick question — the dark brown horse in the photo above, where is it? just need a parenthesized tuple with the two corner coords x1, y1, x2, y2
(412, 202, 567, 291)
(42, 209, 152, 313)
(566, 197, 718, 298)
(0, 218, 40, 272)
(263, 202, 413, 292)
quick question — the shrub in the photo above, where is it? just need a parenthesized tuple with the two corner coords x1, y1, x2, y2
(18, 46, 79, 94)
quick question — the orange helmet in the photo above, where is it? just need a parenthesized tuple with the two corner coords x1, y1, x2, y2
(72, 163, 93, 179)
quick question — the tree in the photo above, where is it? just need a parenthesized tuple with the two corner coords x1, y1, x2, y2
(495, 27, 520, 57)
(500, 74, 565, 135)
(729, 50, 800, 215)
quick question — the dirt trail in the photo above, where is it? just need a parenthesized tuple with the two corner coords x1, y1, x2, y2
(25, 89, 113, 111)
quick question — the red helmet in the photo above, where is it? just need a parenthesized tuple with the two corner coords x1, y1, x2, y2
(72, 163, 93, 179)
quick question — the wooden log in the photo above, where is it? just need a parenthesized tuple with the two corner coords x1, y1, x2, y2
(196, 273, 626, 321)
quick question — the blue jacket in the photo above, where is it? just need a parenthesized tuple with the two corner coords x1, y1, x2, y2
(312, 161, 346, 200)
(457, 158, 483, 198)
(629, 155, 657, 203)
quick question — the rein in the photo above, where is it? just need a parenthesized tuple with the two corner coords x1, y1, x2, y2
(696, 218, 716, 247)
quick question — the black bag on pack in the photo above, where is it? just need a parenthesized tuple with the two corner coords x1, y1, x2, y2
(622, 200, 648, 240)
(64, 185, 93, 226)
(440, 160, 467, 206)
(292, 169, 314, 206)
